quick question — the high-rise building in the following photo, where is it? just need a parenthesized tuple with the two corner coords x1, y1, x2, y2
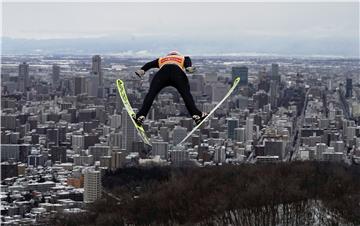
(74, 76, 86, 95)
(232, 66, 248, 85)
(52, 65, 60, 86)
(173, 126, 187, 145)
(227, 118, 239, 140)
(92, 55, 103, 97)
(214, 146, 226, 163)
(271, 63, 280, 82)
(18, 62, 29, 92)
(269, 80, 278, 110)
(121, 108, 137, 152)
(234, 128, 246, 143)
(111, 149, 126, 169)
(84, 168, 102, 203)
(152, 141, 169, 160)
(245, 116, 254, 142)
(92, 55, 102, 86)
(346, 78, 352, 98)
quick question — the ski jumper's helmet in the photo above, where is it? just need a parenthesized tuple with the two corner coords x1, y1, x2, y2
(167, 51, 181, 56)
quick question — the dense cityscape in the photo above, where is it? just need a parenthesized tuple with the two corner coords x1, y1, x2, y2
(1, 54, 360, 224)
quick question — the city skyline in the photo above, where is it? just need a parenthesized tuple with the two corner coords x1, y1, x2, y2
(2, 2, 359, 57)
(1, 52, 360, 224)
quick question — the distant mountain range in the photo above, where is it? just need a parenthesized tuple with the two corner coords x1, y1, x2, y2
(1, 36, 358, 58)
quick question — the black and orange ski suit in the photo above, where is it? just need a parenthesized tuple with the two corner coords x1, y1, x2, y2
(136, 55, 202, 118)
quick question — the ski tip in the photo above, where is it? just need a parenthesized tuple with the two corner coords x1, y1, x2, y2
(116, 79, 123, 85)
(234, 77, 240, 83)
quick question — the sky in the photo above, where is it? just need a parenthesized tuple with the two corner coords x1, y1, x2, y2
(2, 2, 359, 57)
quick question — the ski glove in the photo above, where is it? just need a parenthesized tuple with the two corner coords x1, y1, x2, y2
(135, 69, 145, 78)
(186, 67, 196, 73)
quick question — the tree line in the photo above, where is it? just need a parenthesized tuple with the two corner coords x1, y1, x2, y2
(53, 161, 360, 226)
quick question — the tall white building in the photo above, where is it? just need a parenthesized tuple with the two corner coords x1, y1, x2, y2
(84, 168, 102, 203)
(316, 143, 327, 160)
(121, 108, 137, 152)
(111, 150, 126, 169)
(245, 116, 254, 142)
(214, 146, 226, 163)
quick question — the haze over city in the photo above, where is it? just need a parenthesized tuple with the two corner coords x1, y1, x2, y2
(2, 2, 359, 57)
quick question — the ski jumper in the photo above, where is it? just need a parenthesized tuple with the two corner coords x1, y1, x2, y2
(136, 55, 202, 118)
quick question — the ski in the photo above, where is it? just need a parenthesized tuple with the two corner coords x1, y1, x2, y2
(116, 79, 152, 147)
(177, 77, 240, 146)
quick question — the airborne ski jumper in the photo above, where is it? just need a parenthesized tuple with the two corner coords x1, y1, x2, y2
(134, 51, 208, 125)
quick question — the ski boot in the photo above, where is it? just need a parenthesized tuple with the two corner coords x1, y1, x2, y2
(192, 112, 208, 125)
(133, 115, 145, 126)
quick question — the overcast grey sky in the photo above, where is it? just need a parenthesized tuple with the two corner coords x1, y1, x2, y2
(2, 2, 359, 56)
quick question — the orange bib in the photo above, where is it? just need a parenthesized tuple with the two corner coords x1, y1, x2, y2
(158, 55, 185, 70)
